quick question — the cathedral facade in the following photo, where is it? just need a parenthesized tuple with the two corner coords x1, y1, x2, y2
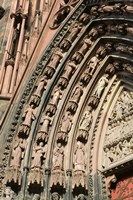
(0, 0, 133, 199)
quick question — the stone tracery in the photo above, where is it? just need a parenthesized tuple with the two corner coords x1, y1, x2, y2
(0, 1, 133, 199)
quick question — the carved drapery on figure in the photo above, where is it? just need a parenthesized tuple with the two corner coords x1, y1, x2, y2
(50, 142, 65, 188)
(73, 141, 87, 189)
(28, 142, 47, 188)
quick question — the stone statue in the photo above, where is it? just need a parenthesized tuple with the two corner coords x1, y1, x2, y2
(37, 112, 53, 142)
(31, 76, 47, 106)
(80, 55, 99, 85)
(79, 38, 93, 55)
(62, 61, 76, 80)
(10, 138, 27, 168)
(48, 48, 63, 68)
(106, 174, 117, 196)
(58, 61, 77, 89)
(45, 48, 63, 77)
(57, 111, 72, 142)
(79, 13, 90, 24)
(122, 5, 133, 14)
(50, 88, 62, 107)
(88, 27, 99, 40)
(19, 104, 36, 136)
(74, 141, 86, 172)
(32, 194, 40, 200)
(67, 22, 82, 42)
(31, 142, 47, 169)
(47, 88, 62, 115)
(70, 84, 83, 103)
(53, 143, 64, 170)
(77, 194, 86, 200)
(87, 55, 99, 76)
(98, 4, 122, 14)
(123, 63, 133, 74)
(51, 192, 60, 200)
(60, 112, 72, 133)
(78, 106, 93, 140)
(68, 84, 83, 113)
(93, 75, 109, 98)
(3, 187, 14, 200)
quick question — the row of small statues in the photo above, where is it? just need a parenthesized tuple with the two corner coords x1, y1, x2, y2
(89, 4, 133, 18)
(103, 136, 133, 167)
(2, 186, 87, 200)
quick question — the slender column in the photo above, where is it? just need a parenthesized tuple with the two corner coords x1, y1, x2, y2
(23, 0, 29, 15)
(9, 16, 26, 93)
(16, 34, 29, 84)
(2, 59, 14, 95)
(66, 170, 72, 200)
(44, 168, 51, 200)
(0, 17, 15, 93)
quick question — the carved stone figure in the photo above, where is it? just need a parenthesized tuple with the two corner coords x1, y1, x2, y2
(19, 104, 36, 136)
(78, 106, 93, 140)
(68, 84, 83, 113)
(122, 5, 133, 14)
(53, 143, 64, 170)
(37, 112, 52, 143)
(79, 38, 92, 55)
(88, 27, 98, 40)
(79, 13, 90, 24)
(59, 61, 76, 89)
(93, 75, 109, 98)
(47, 88, 62, 115)
(98, 4, 122, 14)
(74, 141, 86, 172)
(96, 46, 106, 59)
(57, 111, 72, 142)
(123, 63, 133, 74)
(67, 22, 82, 42)
(3, 187, 14, 200)
(10, 138, 27, 168)
(90, 6, 99, 18)
(31, 142, 47, 169)
(60, 22, 82, 50)
(44, 48, 63, 78)
(80, 57, 99, 85)
(51, 192, 60, 200)
(28, 143, 47, 188)
(106, 175, 117, 196)
(31, 76, 47, 106)
(32, 194, 40, 200)
(77, 194, 86, 200)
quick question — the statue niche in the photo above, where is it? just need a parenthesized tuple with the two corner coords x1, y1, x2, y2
(18, 104, 36, 137)
(58, 61, 77, 89)
(77, 106, 93, 141)
(67, 84, 83, 114)
(46, 88, 62, 116)
(44, 48, 63, 78)
(30, 76, 47, 107)
(89, 74, 109, 108)
(50, 142, 65, 188)
(73, 141, 87, 190)
(57, 111, 72, 143)
(36, 111, 53, 143)
(60, 22, 82, 51)
(28, 142, 47, 188)
(4, 137, 27, 187)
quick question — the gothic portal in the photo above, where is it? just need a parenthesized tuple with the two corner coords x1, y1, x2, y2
(0, 0, 133, 199)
